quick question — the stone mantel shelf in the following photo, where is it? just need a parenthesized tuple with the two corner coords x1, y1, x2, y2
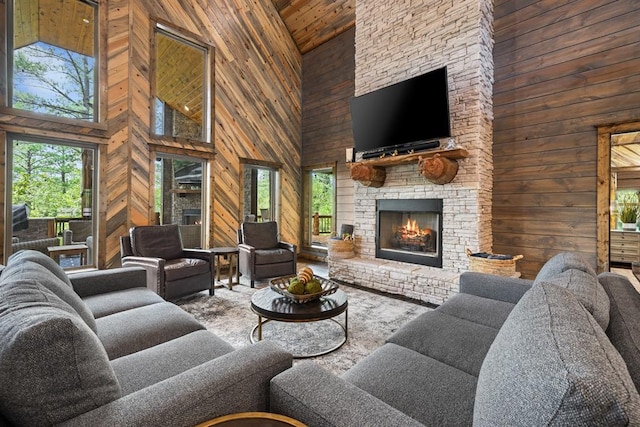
(348, 148, 469, 187)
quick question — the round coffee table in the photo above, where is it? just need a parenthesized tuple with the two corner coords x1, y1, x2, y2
(250, 286, 348, 358)
(195, 411, 306, 427)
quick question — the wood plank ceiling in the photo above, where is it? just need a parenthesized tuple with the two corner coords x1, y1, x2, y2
(272, 0, 355, 54)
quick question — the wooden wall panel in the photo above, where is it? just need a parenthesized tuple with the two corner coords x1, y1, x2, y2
(492, 0, 640, 277)
(102, 0, 302, 257)
(301, 27, 355, 240)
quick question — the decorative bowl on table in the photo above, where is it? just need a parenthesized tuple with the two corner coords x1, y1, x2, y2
(270, 274, 339, 304)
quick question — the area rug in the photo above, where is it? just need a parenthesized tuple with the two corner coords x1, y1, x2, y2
(175, 281, 431, 376)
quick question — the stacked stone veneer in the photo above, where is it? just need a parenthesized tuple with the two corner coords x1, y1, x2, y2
(329, 0, 495, 305)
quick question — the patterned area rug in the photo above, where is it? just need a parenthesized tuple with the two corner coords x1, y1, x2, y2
(175, 280, 431, 376)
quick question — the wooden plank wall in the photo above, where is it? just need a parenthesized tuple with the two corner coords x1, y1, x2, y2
(100, 0, 302, 266)
(492, 0, 640, 278)
(301, 27, 355, 244)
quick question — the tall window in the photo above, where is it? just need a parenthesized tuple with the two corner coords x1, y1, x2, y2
(153, 25, 211, 142)
(303, 165, 335, 250)
(7, 135, 97, 268)
(154, 154, 207, 249)
(9, 0, 98, 121)
(242, 165, 277, 223)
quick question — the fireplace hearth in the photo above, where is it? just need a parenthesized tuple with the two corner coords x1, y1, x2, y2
(376, 199, 443, 268)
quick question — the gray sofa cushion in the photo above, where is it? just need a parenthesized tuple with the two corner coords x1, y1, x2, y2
(0, 281, 120, 425)
(533, 251, 596, 284)
(241, 221, 279, 249)
(112, 330, 235, 395)
(82, 287, 164, 318)
(436, 292, 516, 330)
(343, 343, 477, 426)
(599, 272, 640, 393)
(386, 310, 499, 377)
(1, 250, 97, 333)
(474, 281, 640, 426)
(96, 302, 205, 359)
(540, 268, 610, 330)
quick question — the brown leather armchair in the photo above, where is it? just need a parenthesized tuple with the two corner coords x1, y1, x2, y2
(120, 224, 214, 300)
(238, 221, 297, 287)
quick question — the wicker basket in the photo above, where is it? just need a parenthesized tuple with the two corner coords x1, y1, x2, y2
(466, 248, 523, 277)
(327, 238, 354, 259)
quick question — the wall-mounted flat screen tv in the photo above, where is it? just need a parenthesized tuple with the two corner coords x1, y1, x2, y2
(350, 66, 450, 158)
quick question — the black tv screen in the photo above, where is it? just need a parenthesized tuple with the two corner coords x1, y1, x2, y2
(350, 67, 450, 156)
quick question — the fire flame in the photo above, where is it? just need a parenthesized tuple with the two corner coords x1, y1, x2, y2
(405, 218, 419, 233)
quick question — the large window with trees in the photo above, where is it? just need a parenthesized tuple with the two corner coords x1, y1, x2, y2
(9, 0, 98, 121)
(7, 135, 97, 268)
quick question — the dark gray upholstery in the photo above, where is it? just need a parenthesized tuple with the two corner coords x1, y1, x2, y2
(533, 251, 596, 283)
(82, 287, 164, 318)
(96, 302, 205, 360)
(474, 281, 640, 426)
(435, 292, 515, 329)
(4, 250, 97, 332)
(238, 221, 297, 287)
(386, 310, 499, 377)
(541, 267, 610, 329)
(272, 251, 640, 426)
(0, 250, 293, 426)
(111, 330, 235, 395)
(599, 272, 640, 393)
(342, 343, 477, 426)
(271, 361, 425, 427)
(120, 224, 215, 299)
(0, 276, 120, 426)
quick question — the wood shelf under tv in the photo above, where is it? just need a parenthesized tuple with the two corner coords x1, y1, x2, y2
(348, 147, 468, 187)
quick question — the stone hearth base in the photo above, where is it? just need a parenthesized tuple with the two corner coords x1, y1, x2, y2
(328, 257, 460, 306)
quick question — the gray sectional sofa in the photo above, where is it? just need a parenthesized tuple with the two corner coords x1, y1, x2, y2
(271, 252, 640, 426)
(0, 250, 292, 427)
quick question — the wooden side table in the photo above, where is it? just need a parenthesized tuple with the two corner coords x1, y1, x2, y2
(48, 244, 89, 268)
(195, 412, 306, 427)
(210, 247, 239, 290)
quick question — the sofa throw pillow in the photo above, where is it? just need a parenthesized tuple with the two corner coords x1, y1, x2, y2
(598, 272, 640, 394)
(9, 249, 72, 287)
(474, 281, 640, 426)
(0, 281, 121, 425)
(538, 268, 610, 330)
(241, 221, 279, 249)
(131, 224, 183, 260)
(1, 252, 97, 333)
(533, 251, 596, 284)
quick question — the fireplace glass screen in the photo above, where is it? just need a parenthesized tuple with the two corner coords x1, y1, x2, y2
(376, 199, 443, 267)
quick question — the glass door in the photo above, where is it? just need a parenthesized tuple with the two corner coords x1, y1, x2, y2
(303, 165, 335, 250)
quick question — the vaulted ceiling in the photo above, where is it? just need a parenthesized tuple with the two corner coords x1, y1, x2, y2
(272, 0, 354, 54)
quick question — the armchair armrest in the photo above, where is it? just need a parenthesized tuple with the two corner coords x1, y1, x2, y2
(69, 266, 147, 298)
(278, 242, 297, 252)
(181, 248, 214, 260)
(121, 256, 166, 295)
(270, 362, 424, 427)
(60, 341, 292, 427)
(459, 271, 533, 304)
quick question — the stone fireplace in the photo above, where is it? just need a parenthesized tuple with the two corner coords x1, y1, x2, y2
(328, 0, 495, 305)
